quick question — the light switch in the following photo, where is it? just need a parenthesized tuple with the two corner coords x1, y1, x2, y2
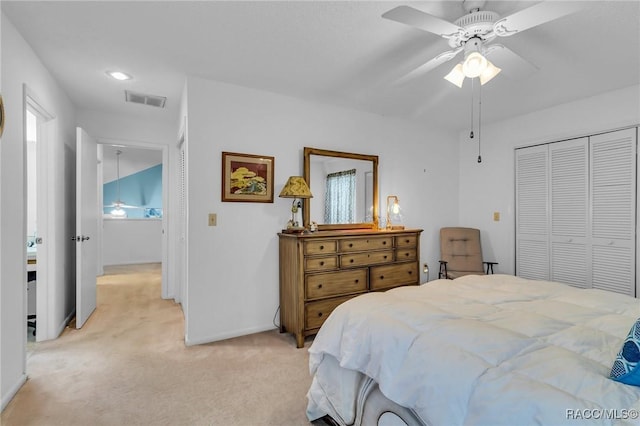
(493, 212, 500, 222)
(208, 213, 217, 226)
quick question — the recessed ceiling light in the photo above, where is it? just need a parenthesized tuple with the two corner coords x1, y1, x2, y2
(107, 71, 132, 81)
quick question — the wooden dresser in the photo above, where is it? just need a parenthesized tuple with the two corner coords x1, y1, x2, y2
(278, 228, 423, 347)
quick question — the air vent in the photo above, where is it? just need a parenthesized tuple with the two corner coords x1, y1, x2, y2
(125, 90, 166, 108)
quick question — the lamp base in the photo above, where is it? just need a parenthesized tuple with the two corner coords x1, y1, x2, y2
(387, 225, 405, 230)
(281, 227, 306, 234)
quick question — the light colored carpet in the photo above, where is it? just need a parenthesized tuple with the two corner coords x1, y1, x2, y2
(2, 263, 317, 426)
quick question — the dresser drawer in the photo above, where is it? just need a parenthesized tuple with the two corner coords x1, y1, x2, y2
(305, 295, 355, 330)
(306, 269, 367, 299)
(305, 256, 338, 272)
(370, 262, 419, 290)
(341, 250, 393, 268)
(396, 235, 417, 248)
(396, 248, 417, 262)
(304, 240, 337, 256)
(339, 237, 393, 252)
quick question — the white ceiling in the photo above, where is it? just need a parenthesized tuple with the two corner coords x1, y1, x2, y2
(3, 1, 639, 131)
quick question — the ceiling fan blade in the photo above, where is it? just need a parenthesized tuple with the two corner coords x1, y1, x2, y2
(382, 6, 465, 39)
(494, 1, 583, 36)
(395, 48, 463, 85)
(484, 44, 538, 79)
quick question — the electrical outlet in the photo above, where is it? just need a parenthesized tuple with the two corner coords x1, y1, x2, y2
(208, 213, 217, 226)
(493, 211, 500, 222)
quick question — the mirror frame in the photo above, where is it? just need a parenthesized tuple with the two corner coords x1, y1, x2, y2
(303, 147, 379, 231)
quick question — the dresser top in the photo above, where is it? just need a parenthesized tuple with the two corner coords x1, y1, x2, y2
(278, 228, 423, 239)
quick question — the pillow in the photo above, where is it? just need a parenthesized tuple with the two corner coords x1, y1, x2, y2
(610, 318, 640, 386)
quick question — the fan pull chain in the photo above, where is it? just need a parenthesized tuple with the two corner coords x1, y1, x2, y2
(469, 78, 475, 139)
(478, 82, 482, 163)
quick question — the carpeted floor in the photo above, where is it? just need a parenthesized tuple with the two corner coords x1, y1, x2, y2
(2, 263, 317, 426)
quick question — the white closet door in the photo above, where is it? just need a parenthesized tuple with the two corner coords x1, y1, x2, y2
(590, 128, 637, 296)
(549, 138, 589, 288)
(515, 145, 549, 280)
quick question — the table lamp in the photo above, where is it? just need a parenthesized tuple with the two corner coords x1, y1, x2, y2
(386, 195, 405, 230)
(279, 176, 313, 232)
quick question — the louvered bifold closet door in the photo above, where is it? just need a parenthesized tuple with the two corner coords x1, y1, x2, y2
(590, 128, 637, 296)
(549, 138, 590, 288)
(516, 145, 550, 280)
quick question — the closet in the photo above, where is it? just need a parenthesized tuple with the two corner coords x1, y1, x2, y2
(515, 127, 637, 296)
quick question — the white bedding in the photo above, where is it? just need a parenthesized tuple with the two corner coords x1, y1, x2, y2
(307, 274, 640, 425)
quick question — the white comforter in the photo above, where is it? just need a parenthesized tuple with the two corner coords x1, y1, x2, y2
(307, 274, 640, 425)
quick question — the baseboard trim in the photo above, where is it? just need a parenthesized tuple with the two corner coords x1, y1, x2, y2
(1, 374, 26, 411)
(185, 324, 275, 346)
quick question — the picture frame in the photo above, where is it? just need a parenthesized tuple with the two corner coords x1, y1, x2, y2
(222, 151, 274, 203)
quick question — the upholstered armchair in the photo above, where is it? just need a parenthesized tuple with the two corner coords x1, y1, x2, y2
(438, 227, 498, 279)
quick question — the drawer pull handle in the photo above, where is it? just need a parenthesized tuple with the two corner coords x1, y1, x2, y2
(320, 245, 324, 250)
(318, 284, 323, 289)
(355, 279, 359, 283)
(408, 271, 412, 275)
(318, 312, 323, 317)
(384, 255, 388, 259)
(350, 259, 354, 263)
(380, 275, 384, 280)
(383, 241, 387, 245)
(320, 261, 325, 266)
(405, 239, 410, 243)
(404, 253, 409, 257)
(349, 243, 353, 248)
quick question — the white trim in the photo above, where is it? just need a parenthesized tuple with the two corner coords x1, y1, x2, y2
(1, 375, 27, 411)
(185, 324, 276, 347)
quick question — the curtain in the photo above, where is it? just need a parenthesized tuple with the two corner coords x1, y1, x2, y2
(324, 169, 356, 223)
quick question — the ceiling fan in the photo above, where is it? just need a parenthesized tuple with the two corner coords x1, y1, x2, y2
(382, 0, 582, 87)
(104, 149, 143, 217)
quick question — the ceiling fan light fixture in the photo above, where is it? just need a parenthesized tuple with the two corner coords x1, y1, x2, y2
(110, 206, 127, 218)
(444, 63, 465, 88)
(479, 60, 501, 85)
(462, 51, 488, 78)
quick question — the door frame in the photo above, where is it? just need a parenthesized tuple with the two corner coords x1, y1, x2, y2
(23, 85, 55, 343)
(98, 138, 169, 298)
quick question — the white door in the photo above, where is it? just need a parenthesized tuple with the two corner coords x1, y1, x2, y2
(549, 137, 589, 288)
(515, 145, 550, 280)
(76, 127, 98, 328)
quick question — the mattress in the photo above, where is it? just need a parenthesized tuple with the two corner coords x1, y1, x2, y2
(307, 274, 640, 425)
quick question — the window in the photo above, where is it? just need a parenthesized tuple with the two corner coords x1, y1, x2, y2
(324, 169, 356, 223)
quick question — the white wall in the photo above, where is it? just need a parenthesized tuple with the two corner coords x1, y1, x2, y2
(1, 14, 77, 408)
(184, 76, 458, 345)
(458, 84, 640, 276)
(102, 219, 162, 266)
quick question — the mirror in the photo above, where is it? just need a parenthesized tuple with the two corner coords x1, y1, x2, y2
(303, 147, 378, 230)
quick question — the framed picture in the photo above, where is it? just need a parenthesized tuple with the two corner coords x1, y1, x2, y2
(222, 151, 274, 202)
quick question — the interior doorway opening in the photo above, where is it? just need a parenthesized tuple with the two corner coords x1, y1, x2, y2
(24, 90, 54, 349)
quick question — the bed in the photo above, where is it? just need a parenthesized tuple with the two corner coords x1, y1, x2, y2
(306, 274, 640, 426)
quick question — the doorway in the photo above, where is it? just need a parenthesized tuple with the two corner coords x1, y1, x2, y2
(98, 141, 169, 299)
(24, 90, 54, 345)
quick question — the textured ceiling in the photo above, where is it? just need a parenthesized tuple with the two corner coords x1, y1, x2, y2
(3, 1, 639, 131)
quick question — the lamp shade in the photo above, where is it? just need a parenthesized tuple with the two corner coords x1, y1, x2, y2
(444, 63, 465, 88)
(479, 61, 501, 85)
(279, 176, 313, 198)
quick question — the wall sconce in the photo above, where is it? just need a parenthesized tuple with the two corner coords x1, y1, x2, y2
(386, 195, 404, 230)
(279, 176, 313, 232)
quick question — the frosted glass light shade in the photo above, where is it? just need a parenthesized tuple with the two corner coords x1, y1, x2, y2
(444, 64, 465, 88)
(462, 52, 488, 78)
(479, 61, 501, 85)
